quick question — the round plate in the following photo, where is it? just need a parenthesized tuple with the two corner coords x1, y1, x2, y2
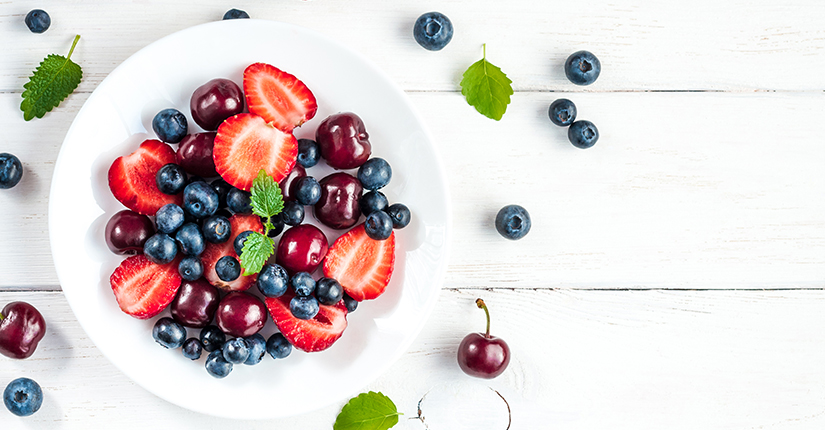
(49, 20, 451, 419)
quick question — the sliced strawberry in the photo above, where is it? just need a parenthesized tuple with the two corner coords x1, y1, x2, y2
(323, 224, 395, 301)
(243, 62, 317, 133)
(201, 213, 264, 291)
(110, 254, 181, 319)
(265, 292, 348, 352)
(213, 113, 298, 190)
(108, 139, 182, 215)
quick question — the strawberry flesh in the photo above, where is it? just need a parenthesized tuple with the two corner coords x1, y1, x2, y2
(323, 224, 395, 301)
(108, 139, 182, 215)
(265, 292, 348, 352)
(201, 214, 264, 291)
(110, 254, 181, 319)
(244, 62, 317, 133)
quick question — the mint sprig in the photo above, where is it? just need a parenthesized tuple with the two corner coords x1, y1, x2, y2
(459, 43, 513, 121)
(239, 169, 284, 276)
(334, 391, 401, 430)
(21, 35, 83, 121)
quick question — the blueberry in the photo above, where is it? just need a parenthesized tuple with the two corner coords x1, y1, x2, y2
(233, 230, 255, 256)
(226, 187, 252, 214)
(182, 338, 203, 360)
(178, 256, 204, 281)
(281, 201, 304, 226)
(293, 176, 321, 206)
(200, 325, 226, 352)
(413, 12, 453, 51)
(360, 191, 389, 217)
(155, 163, 187, 195)
(3, 378, 42, 417)
(257, 264, 289, 297)
(153, 317, 186, 349)
(385, 203, 411, 229)
(152, 108, 188, 143)
(297, 138, 320, 168)
(222, 337, 250, 364)
(211, 178, 232, 208)
(205, 350, 233, 378)
(564, 50, 601, 86)
(266, 333, 293, 359)
(357, 158, 392, 190)
(223, 8, 250, 20)
(216, 256, 240, 282)
(342, 293, 358, 313)
(175, 223, 205, 256)
(183, 181, 219, 218)
(155, 204, 184, 234)
(266, 215, 285, 238)
(290, 272, 316, 296)
(495, 204, 531, 240)
(316, 277, 344, 306)
(0, 153, 23, 189)
(364, 211, 393, 240)
(290, 295, 319, 320)
(202, 215, 231, 243)
(143, 233, 178, 264)
(568, 120, 599, 149)
(548, 98, 577, 127)
(24, 10, 50, 34)
(243, 333, 267, 365)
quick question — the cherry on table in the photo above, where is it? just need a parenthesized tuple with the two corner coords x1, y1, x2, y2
(0, 302, 46, 359)
(457, 298, 510, 379)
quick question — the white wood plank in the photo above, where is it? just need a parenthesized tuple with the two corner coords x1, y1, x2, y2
(1, 289, 824, 429)
(1, 0, 824, 92)
(1, 92, 823, 289)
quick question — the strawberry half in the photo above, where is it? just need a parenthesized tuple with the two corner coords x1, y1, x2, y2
(201, 213, 264, 291)
(108, 139, 182, 215)
(213, 113, 298, 190)
(243, 62, 317, 133)
(110, 254, 181, 319)
(265, 292, 348, 352)
(323, 224, 395, 301)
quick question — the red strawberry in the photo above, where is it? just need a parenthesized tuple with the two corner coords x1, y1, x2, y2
(213, 113, 298, 191)
(108, 139, 182, 215)
(243, 62, 317, 133)
(110, 254, 181, 319)
(201, 214, 264, 291)
(265, 292, 348, 352)
(323, 224, 395, 301)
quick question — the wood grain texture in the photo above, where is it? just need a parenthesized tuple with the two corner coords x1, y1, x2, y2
(1, 289, 825, 429)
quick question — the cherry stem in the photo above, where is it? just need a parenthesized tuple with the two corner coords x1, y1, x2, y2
(476, 298, 490, 338)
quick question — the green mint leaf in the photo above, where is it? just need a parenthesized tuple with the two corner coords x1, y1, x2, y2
(459, 44, 513, 121)
(333, 391, 401, 430)
(21, 35, 83, 121)
(239, 231, 274, 276)
(250, 169, 284, 219)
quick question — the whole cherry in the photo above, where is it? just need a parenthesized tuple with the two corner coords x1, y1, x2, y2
(457, 298, 510, 379)
(0, 302, 46, 359)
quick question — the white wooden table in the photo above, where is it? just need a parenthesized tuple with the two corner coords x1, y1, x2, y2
(2, 1, 824, 428)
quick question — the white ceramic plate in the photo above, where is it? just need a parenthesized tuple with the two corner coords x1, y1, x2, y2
(49, 20, 451, 419)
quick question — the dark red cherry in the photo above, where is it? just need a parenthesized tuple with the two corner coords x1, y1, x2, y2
(278, 164, 306, 202)
(457, 299, 510, 379)
(0, 301, 46, 359)
(215, 291, 267, 338)
(315, 112, 372, 169)
(314, 172, 362, 230)
(105, 210, 155, 254)
(276, 224, 329, 274)
(190, 78, 244, 131)
(170, 279, 220, 328)
(176, 132, 218, 177)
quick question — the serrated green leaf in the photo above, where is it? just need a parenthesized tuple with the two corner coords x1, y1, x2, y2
(460, 44, 513, 121)
(334, 391, 401, 430)
(250, 169, 284, 218)
(21, 35, 83, 121)
(239, 231, 274, 276)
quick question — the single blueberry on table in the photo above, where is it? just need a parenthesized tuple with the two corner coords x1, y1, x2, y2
(413, 12, 453, 51)
(211, 178, 232, 209)
(153, 317, 187, 349)
(0, 153, 23, 189)
(290, 295, 319, 320)
(200, 325, 226, 352)
(360, 191, 389, 217)
(568, 120, 599, 149)
(182, 338, 203, 360)
(155, 204, 185, 234)
(223, 8, 250, 20)
(152, 108, 188, 143)
(297, 138, 320, 168)
(357, 158, 392, 190)
(385, 203, 411, 229)
(226, 187, 252, 214)
(156, 163, 187, 195)
(294, 176, 321, 206)
(364, 210, 394, 240)
(266, 332, 292, 359)
(290, 272, 316, 297)
(202, 215, 231, 243)
(3, 377, 43, 417)
(243, 333, 267, 365)
(183, 181, 219, 219)
(205, 350, 233, 378)
(178, 256, 204, 281)
(25, 10, 50, 34)
(548, 98, 577, 127)
(495, 204, 531, 240)
(176, 222, 205, 256)
(280, 201, 304, 226)
(143, 233, 178, 264)
(257, 264, 289, 298)
(564, 50, 601, 86)
(315, 277, 344, 306)
(222, 337, 250, 364)
(216, 256, 241, 282)
(233, 230, 255, 256)
(342, 293, 358, 313)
